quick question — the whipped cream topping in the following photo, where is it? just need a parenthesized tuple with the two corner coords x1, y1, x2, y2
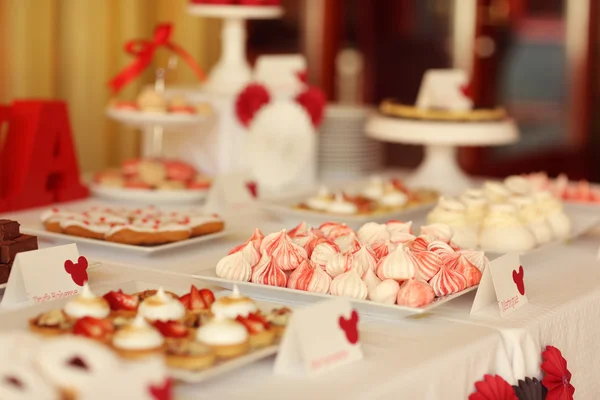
(64, 284, 110, 319)
(216, 248, 253, 282)
(362, 176, 384, 200)
(211, 285, 258, 318)
(306, 186, 332, 210)
(137, 287, 186, 322)
(326, 194, 358, 214)
(196, 313, 249, 346)
(329, 269, 368, 300)
(112, 315, 164, 350)
(376, 245, 416, 281)
(368, 279, 400, 304)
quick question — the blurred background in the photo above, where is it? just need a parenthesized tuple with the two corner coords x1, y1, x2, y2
(1, 0, 599, 180)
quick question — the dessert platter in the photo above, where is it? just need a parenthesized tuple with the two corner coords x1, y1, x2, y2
(1, 281, 291, 384)
(260, 176, 438, 228)
(91, 158, 212, 205)
(23, 206, 226, 255)
(426, 175, 600, 253)
(194, 220, 487, 319)
(525, 172, 600, 206)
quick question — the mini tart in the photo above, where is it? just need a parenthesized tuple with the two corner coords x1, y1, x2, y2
(236, 313, 276, 349)
(210, 286, 257, 319)
(64, 284, 111, 320)
(183, 311, 212, 330)
(135, 289, 179, 302)
(266, 307, 292, 338)
(111, 315, 165, 360)
(137, 287, 187, 322)
(29, 309, 73, 336)
(379, 99, 507, 122)
(103, 290, 139, 319)
(196, 314, 250, 359)
(165, 339, 216, 371)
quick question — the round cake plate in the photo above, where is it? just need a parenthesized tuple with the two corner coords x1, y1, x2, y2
(106, 108, 209, 130)
(365, 115, 519, 195)
(90, 184, 209, 205)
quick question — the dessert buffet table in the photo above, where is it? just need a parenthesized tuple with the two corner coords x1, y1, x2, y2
(1, 198, 598, 398)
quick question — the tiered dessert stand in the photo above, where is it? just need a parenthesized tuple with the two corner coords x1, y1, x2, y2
(365, 114, 519, 195)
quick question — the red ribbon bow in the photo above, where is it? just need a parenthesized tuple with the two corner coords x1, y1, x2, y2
(108, 23, 206, 94)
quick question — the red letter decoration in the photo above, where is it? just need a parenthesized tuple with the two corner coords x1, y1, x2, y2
(0, 100, 89, 211)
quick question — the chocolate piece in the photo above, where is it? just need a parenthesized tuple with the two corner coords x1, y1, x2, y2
(0, 262, 11, 284)
(0, 234, 38, 263)
(0, 220, 20, 241)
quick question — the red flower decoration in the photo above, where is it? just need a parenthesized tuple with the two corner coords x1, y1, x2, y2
(235, 83, 271, 127)
(469, 375, 518, 400)
(295, 86, 326, 127)
(541, 346, 575, 400)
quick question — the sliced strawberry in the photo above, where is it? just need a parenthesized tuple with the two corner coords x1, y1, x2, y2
(236, 314, 266, 334)
(154, 320, 188, 338)
(73, 317, 114, 339)
(164, 161, 196, 182)
(103, 290, 139, 311)
(179, 285, 210, 311)
(199, 288, 215, 308)
(246, 312, 270, 329)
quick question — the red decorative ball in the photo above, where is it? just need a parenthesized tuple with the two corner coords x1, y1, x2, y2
(295, 86, 326, 128)
(235, 83, 271, 127)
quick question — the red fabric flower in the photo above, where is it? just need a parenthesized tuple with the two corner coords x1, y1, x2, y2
(235, 83, 271, 127)
(469, 375, 518, 400)
(541, 346, 575, 400)
(295, 86, 326, 128)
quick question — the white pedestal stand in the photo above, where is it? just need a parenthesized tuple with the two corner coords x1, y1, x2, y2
(365, 115, 519, 195)
(187, 4, 283, 96)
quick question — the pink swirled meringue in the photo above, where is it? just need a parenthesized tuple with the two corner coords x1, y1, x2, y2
(357, 222, 388, 246)
(302, 235, 332, 258)
(371, 240, 397, 260)
(287, 260, 311, 289)
(420, 223, 454, 244)
(409, 250, 442, 281)
(352, 246, 377, 276)
(310, 241, 340, 269)
(361, 267, 382, 292)
(406, 235, 433, 252)
(329, 269, 368, 300)
(429, 266, 467, 297)
(444, 253, 482, 287)
(428, 240, 456, 257)
(386, 220, 413, 234)
(251, 255, 287, 287)
(334, 233, 362, 254)
(261, 230, 308, 271)
(293, 233, 313, 248)
(389, 232, 416, 245)
(396, 278, 435, 307)
(289, 221, 310, 238)
(458, 250, 489, 272)
(227, 242, 260, 267)
(289, 260, 331, 294)
(216, 249, 253, 282)
(230, 228, 265, 254)
(376, 245, 416, 281)
(368, 279, 400, 304)
(318, 222, 352, 239)
(326, 252, 354, 277)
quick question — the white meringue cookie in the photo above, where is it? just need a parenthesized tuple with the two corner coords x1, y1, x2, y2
(352, 246, 377, 276)
(483, 181, 511, 203)
(504, 175, 532, 195)
(361, 267, 382, 292)
(510, 196, 553, 244)
(420, 223, 454, 244)
(326, 252, 354, 277)
(479, 203, 536, 252)
(368, 279, 400, 304)
(357, 222, 389, 246)
(376, 245, 416, 281)
(216, 246, 254, 282)
(534, 191, 571, 238)
(310, 242, 340, 270)
(329, 269, 368, 300)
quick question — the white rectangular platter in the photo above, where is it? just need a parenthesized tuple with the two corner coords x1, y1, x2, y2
(192, 273, 478, 320)
(0, 280, 282, 384)
(20, 227, 228, 256)
(259, 189, 435, 230)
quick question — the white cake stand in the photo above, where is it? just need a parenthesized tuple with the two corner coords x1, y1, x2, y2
(187, 4, 284, 96)
(365, 114, 519, 195)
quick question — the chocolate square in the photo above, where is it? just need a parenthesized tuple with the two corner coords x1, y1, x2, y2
(0, 234, 38, 264)
(0, 220, 20, 241)
(0, 262, 10, 285)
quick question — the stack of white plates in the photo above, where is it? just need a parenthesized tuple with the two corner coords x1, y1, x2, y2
(318, 104, 382, 181)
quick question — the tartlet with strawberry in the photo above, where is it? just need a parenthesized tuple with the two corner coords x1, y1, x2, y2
(72, 316, 115, 345)
(103, 289, 139, 319)
(29, 309, 73, 336)
(236, 312, 275, 348)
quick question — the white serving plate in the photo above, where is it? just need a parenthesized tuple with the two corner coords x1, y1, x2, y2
(106, 108, 209, 129)
(259, 189, 435, 230)
(90, 184, 209, 205)
(187, 4, 283, 19)
(192, 274, 478, 320)
(0, 280, 284, 384)
(21, 227, 228, 256)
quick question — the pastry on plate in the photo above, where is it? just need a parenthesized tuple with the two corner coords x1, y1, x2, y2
(29, 309, 73, 336)
(236, 312, 276, 348)
(111, 315, 165, 360)
(210, 285, 258, 319)
(165, 339, 216, 371)
(195, 313, 250, 358)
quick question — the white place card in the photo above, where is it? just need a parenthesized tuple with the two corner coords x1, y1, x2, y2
(471, 252, 529, 317)
(204, 173, 255, 214)
(2, 244, 86, 307)
(415, 69, 473, 111)
(274, 299, 363, 376)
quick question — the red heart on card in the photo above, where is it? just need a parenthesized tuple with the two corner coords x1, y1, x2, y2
(149, 378, 172, 400)
(64, 256, 89, 287)
(512, 265, 525, 296)
(460, 83, 472, 99)
(338, 310, 359, 345)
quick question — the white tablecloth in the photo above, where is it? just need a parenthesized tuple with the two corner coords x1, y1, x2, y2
(2, 199, 599, 399)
